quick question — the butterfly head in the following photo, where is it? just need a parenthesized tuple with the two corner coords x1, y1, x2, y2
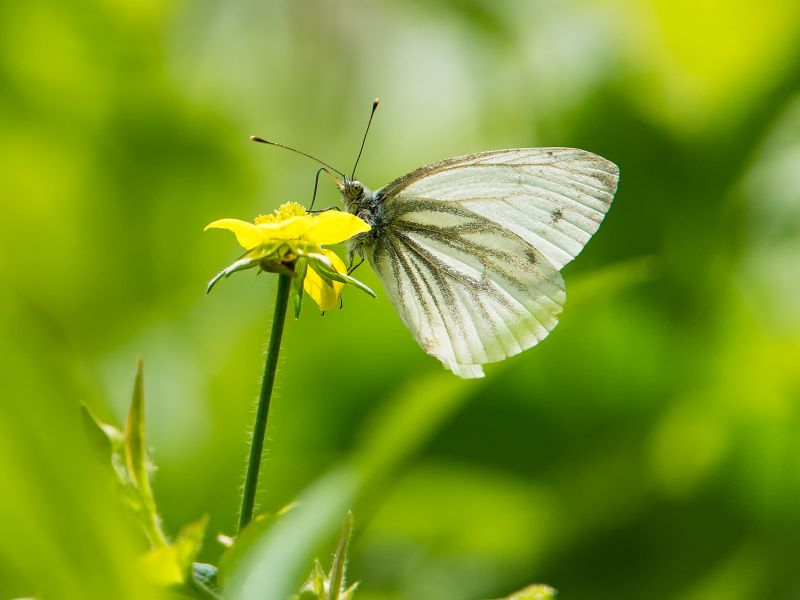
(342, 179, 364, 199)
(339, 178, 380, 230)
(340, 178, 367, 211)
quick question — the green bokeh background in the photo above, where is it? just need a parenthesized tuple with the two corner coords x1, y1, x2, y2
(3, 0, 800, 598)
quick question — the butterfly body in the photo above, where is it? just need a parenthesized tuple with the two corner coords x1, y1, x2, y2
(340, 180, 385, 244)
(338, 147, 619, 379)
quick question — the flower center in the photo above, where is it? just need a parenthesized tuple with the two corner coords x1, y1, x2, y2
(255, 202, 307, 225)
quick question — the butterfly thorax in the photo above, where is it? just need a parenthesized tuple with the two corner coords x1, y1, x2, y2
(341, 179, 386, 242)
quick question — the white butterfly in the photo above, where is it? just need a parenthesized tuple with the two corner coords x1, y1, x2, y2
(338, 147, 619, 378)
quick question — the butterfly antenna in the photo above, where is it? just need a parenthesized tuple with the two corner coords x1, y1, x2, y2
(351, 98, 380, 180)
(249, 136, 346, 179)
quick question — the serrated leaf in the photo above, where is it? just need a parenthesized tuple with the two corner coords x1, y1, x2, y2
(289, 513, 357, 600)
(124, 358, 149, 491)
(311, 559, 326, 597)
(81, 403, 133, 488)
(80, 403, 122, 454)
(295, 559, 327, 599)
(340, 582, 359, 600)
(327, 512, 353, 600)
(123, 359, 167, 546)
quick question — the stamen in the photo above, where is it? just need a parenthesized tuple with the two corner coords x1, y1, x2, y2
(255, 202, 308, 224)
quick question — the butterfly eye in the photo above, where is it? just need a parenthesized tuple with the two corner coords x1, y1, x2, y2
(347, 181, 364, 199)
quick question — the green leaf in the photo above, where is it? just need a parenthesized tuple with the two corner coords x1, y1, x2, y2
(80, 403, 122, 455)
(311, 560, 326, 597)
(124, 358, 149, 492)
(291, 258, 308, 318)
(294, 559, 327, 599)
(289, 513, 358, 600)
(78, 360, 217, 597)
(123, 359, 167, 546)
(327, 512, 353, 600)
(173, 516, 210, 576)
(306, 253, 376, 298)
(340, 582, 358, 600)
(139, 515, 209, 590)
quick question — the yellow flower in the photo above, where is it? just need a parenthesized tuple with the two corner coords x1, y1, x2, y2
(205, 202, 374, 314)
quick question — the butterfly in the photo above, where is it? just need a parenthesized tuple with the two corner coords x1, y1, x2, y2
(252, 100, 619, 378)
(336, 146, 619, 378)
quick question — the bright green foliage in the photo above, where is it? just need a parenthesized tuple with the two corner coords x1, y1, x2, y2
(83, 359, 168, 547)
(83, 361, 214, 598)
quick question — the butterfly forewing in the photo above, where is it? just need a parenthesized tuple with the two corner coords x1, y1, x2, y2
(362, 147, 618, 378)
(379, 148, 619, 270)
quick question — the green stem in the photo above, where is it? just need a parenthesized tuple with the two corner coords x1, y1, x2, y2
(238, 273, 292, 532)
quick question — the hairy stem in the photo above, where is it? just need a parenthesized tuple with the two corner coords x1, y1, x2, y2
(238, 273, 291, 531)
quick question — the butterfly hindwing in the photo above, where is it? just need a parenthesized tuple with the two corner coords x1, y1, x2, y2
(365, 201, 566, 378)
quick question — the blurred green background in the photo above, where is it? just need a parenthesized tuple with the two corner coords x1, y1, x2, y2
(3, 0, 800, 598)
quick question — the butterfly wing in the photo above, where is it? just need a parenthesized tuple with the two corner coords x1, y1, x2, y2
(366, 148, 619, 378)
(378, 148, 619, 270)
(365, 208, 566, 378)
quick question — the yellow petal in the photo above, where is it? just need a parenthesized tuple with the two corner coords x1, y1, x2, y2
(254, 215, 312, 241)
(303, 249, 346, 311)
(205, 219, 267, 250)
(306, 211, 371, 245)
(206, 215, 314, 250)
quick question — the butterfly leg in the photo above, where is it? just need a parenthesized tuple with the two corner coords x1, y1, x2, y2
(308, 168, 342, 212)
(348, 255, 365, 275)
(309, 206, 341, 214)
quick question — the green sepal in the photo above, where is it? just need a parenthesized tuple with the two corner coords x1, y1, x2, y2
(306, 253, 376, 298)
(258, 259, 296, 277)
(291, 257, 308, 318)
(207, 256, 260, 293)
(207, 241, 293, 293)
